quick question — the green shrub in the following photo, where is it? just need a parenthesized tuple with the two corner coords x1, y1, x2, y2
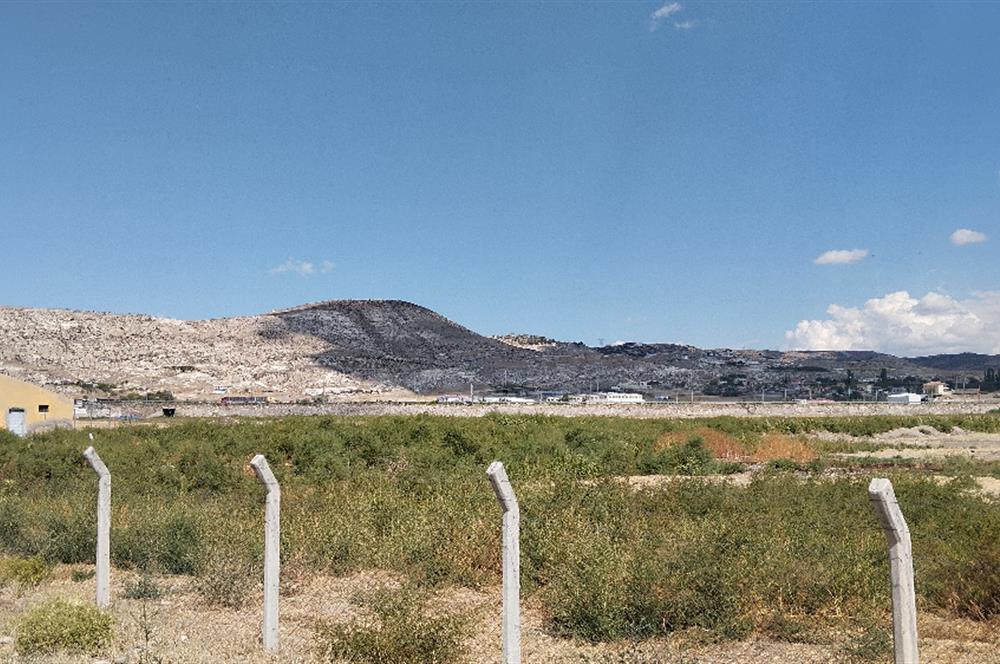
(546, 542, 659, 639)
(112, 510, 201, 574)
(0, 415, 998, 652)
(838, 622, 892, 662)
(112, 519, 158, 571)
(542, 525, 749, 641)
(896, 476, 1000, 621)
(39, 505, 95, 564)
(15, 599, 113, 655)
(639, 435, 728, 476)
(159, 513, 202, 574)
(193, 547, 256, 608)
(71, 569, 95, 583)
(664, 436, 715, 475)
(765, 458, 800, 472)
(123, 573, 163, 600)
(316, 584, 468, 663)
(0, 555, 52, 588)
(177, 450, 235, 492)
(924, 536, 1000, 620)
(758, 611, 821, 643)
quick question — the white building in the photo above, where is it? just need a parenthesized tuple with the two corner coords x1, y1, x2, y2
(922, 381, 951, 397)
(887, 392, 923, 405)
(592, 392, 645, 404)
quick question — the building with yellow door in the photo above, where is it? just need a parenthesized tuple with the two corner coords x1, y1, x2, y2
(0, 374, 74, 436)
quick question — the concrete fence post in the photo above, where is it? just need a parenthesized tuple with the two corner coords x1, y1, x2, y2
(486, 461, 520, 664)
(250, 454, 280, 652)
(82, 444, 111, 609)
(868, 478, 919, 664)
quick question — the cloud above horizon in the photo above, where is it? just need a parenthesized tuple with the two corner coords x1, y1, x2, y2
(785, 290, 1000, 356)
(651, 2, 682, 21)
(268, 258, 334, 277)
(813, 248, 869, 265)
(950, 228, 988, 246)
(650, 2, 698, 31)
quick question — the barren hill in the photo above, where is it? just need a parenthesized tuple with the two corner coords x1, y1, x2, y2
(0, 300, 996, 401)
(0, 301, 431, 400)
(0, 300, 606, 399)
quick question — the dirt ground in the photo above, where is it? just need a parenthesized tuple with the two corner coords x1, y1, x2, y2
(874, 427, 1000, 460)
(76, 397, 1000, 425)
(828, 427, 1000, 497)
(1, 567, 997, 663)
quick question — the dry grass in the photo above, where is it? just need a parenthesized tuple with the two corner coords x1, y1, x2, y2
(655, 430, 820, 465)
(0, 566, 996, 663)
(655, 428, 747, 460)
(749, 434, 819, 464)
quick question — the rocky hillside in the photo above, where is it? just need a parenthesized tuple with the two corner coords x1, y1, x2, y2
(0, 300, 996, 400)
(0, 302, 419, 400)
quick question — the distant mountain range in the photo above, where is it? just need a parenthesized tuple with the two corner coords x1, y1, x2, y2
(1, 300, 998, 400)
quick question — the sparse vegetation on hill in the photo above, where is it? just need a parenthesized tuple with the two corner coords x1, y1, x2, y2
(5, 301, 1000, 400)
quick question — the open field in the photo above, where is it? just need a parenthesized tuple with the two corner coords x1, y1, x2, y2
(1, 414, 998, 662)
(74, 397, 1000, 426)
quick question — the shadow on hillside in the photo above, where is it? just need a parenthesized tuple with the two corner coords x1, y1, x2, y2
(257, 302, 536, 392)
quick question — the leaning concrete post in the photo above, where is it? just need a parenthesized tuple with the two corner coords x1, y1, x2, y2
(83, 445, 111, 609)
(486, 461, 520, 664)
(250, 454, 280, 652)
(868, 478, 919, 664)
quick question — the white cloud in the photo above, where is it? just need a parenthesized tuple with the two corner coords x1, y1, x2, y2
(785, 290, 1000, 356)
(651, 2, 683, 20)
(650, 2, 694, 30)
(813, 248, 869, 265)
(269, 258, 334, 277)
(950, 228, 988, 246)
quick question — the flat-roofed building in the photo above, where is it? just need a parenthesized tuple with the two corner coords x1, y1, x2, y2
(0, 375, 74, 436)
(887, 392, 923, 405)
(922, 381, 951, 397)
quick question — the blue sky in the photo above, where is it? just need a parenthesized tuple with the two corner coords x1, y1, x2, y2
(1, 2, 998, 354)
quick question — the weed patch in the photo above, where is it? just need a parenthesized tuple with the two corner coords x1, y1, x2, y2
(15, 599, 113, 655)
(0, 555, 52, 588)
(0, 415, 998, 650)
(316, 584, 468, 663)
(123, 573, 164, 600)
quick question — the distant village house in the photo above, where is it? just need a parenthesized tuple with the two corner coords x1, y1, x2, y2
(0, 375, 74, 436)
(922, 381, 951, 397)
